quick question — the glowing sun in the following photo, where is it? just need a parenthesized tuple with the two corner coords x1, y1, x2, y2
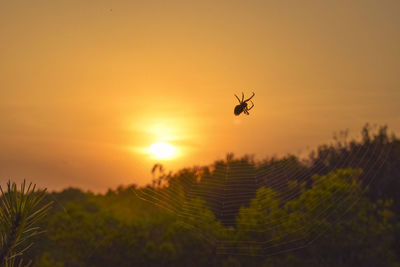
(149, 142, 175, 159)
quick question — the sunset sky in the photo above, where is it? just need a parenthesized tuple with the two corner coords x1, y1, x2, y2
(1, 1, 399, 191)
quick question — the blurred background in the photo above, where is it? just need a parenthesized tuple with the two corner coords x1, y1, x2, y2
(1, 0, 399, 191)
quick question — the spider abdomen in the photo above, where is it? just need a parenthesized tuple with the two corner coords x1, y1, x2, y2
(234, 103, 247, 115)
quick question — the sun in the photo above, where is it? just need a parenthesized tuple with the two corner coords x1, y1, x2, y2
(149, 142, 175, 159)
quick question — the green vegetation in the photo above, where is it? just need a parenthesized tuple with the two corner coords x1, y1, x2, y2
(0, 180, 52, 266)
(4, 125, 400, 266)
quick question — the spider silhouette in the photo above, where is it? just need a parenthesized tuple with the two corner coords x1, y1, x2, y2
(234, 92, 255, 116)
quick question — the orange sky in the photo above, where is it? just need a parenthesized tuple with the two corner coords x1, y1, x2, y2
(1, 1, 400, 191)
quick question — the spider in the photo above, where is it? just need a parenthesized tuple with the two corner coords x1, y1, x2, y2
(234, 92, 255, 116)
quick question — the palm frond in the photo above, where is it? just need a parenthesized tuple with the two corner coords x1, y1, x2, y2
(0, 180, 53, 265)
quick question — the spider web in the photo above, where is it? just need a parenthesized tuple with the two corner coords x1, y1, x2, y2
(15, 126, 392, 264)
(135, 128, 393, 257)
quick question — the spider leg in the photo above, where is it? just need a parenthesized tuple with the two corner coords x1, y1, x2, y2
(234, 94, 241, 103)
(241, 92, 244, 102)
(247, 100, 254, 110)
(244, 92, 255, 102)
